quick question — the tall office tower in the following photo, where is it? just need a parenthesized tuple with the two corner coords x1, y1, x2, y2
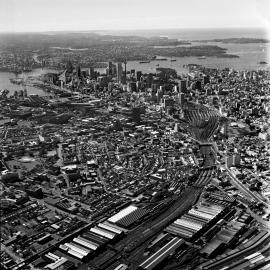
(130, 69, 136, 76)
(156, 89, 163, 103)
(136, 81, 143, 91)
(108, 61, 113, 75)
(225, 155, 233, 168)
(123, 60, 127, 80)
(116, 62, 123, 83)
(136, 71, 142, 81)
(151, 83, 158, 92)
(108, 82, 113, 92)
(195, 80, 202, 91)
(163, 97, 174, 110)
(146, 74, 153, 88)
(128, 82, 137, 92)
(88, 67, 95, 79)
(232, 154, 241, 167)
(203, 75, 210, 85)
(179, 93, 185, 106)
(76, 64, 82, 78)
(221, 122, 228, 137)
(159, 85, 165, 92)
(132, 107, 142, 124)
(206, 88, 212, 96)
(66, 60, 73, 73)
(180, 80, 187, 93)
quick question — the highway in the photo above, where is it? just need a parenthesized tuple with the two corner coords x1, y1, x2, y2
(225, 167, 269, 206)
(244, 168, 270, 202)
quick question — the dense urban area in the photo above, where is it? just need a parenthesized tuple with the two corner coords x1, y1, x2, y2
(0, 33, 270, 270)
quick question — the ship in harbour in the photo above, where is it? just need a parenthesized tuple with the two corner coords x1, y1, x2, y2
(197, 56, 206, 60)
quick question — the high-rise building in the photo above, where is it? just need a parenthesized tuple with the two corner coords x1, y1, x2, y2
(128, 82, 137, 92)
(131, 69, 135, 76)
(108, 82, 113, 92)
(108, 61, 113, 75)
(179, 93, 185, 106)
(225, 155, 233, 168)
(116, 62, 123, 83)
(132, 107, 142, 123)
(160, 85, 165, 92)
(136, 71, 142, 81)
(156, 89, 163, 103)
(203, 75, 210, 85)
(76, 64, 82, 78)
(221, 122, 228, 137)
(232, 154, 241, 167)
(175, 92, 185, 106)
(195, 80, 202, 91)
(180, 80, 187, 93)
(163, 97, 174, 110)
(88, 67, 95, 79)
(136, 81, 143, 90)
(66, 60, 73, 73)
(206, 88, 212, 96)
(151, 83, 158, 92)
(146, 74, 153, 87)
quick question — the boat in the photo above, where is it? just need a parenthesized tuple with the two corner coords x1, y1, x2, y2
(11, 67, 32, 74)
(157, 58, 167, 61)
(139, 60, 150, 64)
(197, 56, 206, 60)
(12, 69, 23, 74)
(259, 61, 267, 65)
(10, 78, 23, 85)
(170, 59, 176, 62)
(23, 67, 32, 72)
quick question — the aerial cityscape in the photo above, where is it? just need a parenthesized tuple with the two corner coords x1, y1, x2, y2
(0, 0, 270, 270)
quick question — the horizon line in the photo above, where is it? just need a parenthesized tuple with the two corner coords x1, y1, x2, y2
(0, 26, 267, 35)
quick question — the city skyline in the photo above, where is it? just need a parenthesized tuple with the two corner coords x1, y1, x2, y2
(0, 0, 270, 33)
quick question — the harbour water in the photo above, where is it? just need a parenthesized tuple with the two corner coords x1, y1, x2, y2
(0, 68, 59, 96)
(127, 41, 270, 75)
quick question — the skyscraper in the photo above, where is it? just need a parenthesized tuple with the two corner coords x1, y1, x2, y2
(128, 82, 137, 92)
(195, 80, 202, 91)
(180, 80, 187, 93)
(131, 69, 135, 76)
(88, 67, 95, 79)
(116, 62, 123, 83)
(136, 71, 142, 81)
(203, 75, 210, 85)
(108, 61, 113, 75)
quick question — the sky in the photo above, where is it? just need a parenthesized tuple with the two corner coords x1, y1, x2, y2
(0, 0, 270, 33)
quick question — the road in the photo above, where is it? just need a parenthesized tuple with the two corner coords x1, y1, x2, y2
(244, 168, 270, 201)
(226, 168, 268, 206)
(225, 168, 270, 230)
